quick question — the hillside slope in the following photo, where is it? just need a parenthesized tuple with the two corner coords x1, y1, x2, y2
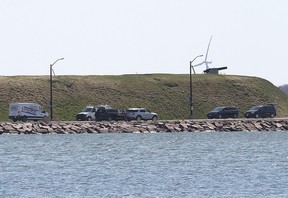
(1, 74, 288, 121)
(279, 84, 288, 95)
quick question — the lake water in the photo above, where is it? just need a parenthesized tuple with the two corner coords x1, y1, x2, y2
(1, 132, 288, 198)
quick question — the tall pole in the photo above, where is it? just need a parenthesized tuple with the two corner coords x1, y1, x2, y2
(189, 61, 192, 119)
(50, 64, 53, 120)
(189, 55, 203, 119)
(50, 58, 64, 120)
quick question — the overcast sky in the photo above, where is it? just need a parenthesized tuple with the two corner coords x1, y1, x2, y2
(1, 0, 287, 86)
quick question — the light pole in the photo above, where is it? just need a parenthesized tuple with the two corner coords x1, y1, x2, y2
(189, 55, 203, 119)
(50, 58, 64, 120)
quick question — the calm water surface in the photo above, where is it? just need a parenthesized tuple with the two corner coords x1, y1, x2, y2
(1, 132, 288, 198)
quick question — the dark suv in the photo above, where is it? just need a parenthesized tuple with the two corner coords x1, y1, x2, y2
(244, 104, 276, 118)
(207, 106, 239, 119)
(95, 106, 126, 121)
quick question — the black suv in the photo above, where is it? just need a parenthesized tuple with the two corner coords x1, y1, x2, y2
(207, 106, 239, 119)
(95, 106, 126, 121)
(244, 104, 276, 118)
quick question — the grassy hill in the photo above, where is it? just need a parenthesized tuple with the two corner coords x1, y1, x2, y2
(279, 84, 288, 95)
(1, 74, 288, 121)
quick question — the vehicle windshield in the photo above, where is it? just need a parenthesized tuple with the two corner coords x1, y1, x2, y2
(211, 107, 224, 112)
(250, 106, 261, 111)
(81, 107, 93, 112)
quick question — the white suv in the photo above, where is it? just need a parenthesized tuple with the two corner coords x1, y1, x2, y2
(125, 108, 158, 121)
(75, 105, 112, 121)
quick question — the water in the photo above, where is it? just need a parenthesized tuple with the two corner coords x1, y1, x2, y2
(1, 132, 288, 198)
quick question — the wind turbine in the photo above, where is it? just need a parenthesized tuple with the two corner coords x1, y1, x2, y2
(192, 36, 213, 73)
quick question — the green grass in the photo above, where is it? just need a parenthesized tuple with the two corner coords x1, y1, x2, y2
(1, 74, 288, 121)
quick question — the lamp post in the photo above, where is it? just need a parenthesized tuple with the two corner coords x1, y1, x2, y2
(50, 58, 64, 120)
(189, 55, 203, 119)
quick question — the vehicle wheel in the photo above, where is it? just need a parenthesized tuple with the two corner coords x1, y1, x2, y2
(255, 114, 259, 118)
(13, 117, 18, 122)
(108, 116, 112, 121)
(152, 116, 158, 121)
(218, 115, 222, 119)
(22, 116, 27, 122)
(136, 116, 141, 122)
(270, 113, 275, 118)
(87, 117, 92, 121)
(43, 116, 50, 122)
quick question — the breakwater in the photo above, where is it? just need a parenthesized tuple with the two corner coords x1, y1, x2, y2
(1, 119, 288, 135)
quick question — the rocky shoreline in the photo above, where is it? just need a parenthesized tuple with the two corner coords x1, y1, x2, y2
(1, 119, 288, 135)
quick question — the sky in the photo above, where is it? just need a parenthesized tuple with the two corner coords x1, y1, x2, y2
(1, 0, 287, 86)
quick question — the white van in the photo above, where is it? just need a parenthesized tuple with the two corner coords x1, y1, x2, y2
(9, 103, 49, 122)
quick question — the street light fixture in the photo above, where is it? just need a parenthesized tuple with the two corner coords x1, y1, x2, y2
(50, 58, 64, 120)
(189, 55, 203, 119)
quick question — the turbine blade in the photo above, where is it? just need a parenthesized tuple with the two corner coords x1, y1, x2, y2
(204, 36, 213, 61)
(193, 61, 205, 67)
